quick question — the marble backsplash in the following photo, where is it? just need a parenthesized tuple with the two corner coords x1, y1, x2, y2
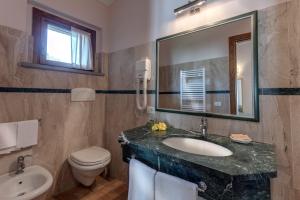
(105, 1, 300, 200)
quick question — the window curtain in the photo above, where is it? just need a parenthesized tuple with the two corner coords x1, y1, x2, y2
(71, 27, 93, 70)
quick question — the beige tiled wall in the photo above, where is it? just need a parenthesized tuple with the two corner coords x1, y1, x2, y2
(0, 25, 108, 198)
(105, 42, 156, 181)
(105, 2, 300, 199)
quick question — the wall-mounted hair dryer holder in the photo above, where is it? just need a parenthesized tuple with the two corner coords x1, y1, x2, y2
(135, 58, 151, 110)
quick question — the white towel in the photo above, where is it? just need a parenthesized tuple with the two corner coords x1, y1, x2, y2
(128, 159, 156, 200)
(155, 172, 198, 200)
(0, 122, 17, 150)
(16, 120, 38, 148)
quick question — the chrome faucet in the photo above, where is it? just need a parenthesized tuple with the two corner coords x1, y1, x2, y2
(200, 117, 208, 138)
(16, 155, 31, 174)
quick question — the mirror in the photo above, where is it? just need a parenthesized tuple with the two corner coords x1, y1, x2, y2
(156, 12, 259, 121)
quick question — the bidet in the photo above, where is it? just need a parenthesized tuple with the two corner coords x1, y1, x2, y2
(0, 165, 53, 200)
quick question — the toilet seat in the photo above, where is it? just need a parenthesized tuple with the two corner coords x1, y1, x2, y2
(68, 156, 111, 171)
(70, 146, 111, 166)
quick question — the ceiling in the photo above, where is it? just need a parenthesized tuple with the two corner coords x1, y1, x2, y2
(97, 0, 115, 6)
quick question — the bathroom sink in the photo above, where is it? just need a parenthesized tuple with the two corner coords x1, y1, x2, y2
(0, 165, 53, 200)
(162, 137, 233, 157)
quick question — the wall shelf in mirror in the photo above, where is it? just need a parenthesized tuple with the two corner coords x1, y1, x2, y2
(155, 11, 259, 122)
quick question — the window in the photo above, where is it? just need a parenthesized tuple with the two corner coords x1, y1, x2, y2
(46, 24, 72, 64)
(32, 8, 96, 72)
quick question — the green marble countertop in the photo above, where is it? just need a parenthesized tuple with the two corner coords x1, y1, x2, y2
(122, 124, 277, 179)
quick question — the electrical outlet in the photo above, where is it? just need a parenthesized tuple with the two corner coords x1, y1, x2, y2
(147, 106, 155, 114)
(214, 101, 222, 107)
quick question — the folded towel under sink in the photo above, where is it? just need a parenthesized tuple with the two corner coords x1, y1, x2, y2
(155, 172, 198, 200)
(128, 159, 156, 200)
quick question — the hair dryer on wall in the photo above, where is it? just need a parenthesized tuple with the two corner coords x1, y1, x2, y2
(135, 58, 151, 110)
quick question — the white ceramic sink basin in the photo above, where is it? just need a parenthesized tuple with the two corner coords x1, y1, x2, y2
(0, 165, 53, 200)
(162, 137, 233, 157)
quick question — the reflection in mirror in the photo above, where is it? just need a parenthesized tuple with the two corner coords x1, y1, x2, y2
(229, 33, 253, 117)
(156, 13, 258, 121)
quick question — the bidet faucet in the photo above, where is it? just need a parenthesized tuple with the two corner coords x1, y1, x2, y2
(16, 155, 32, 174)
(200, 117, 208, 138)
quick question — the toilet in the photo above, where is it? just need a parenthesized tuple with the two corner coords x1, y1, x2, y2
(68, 146, 111, 186)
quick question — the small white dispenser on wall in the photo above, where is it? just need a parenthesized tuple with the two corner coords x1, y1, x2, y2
(0, 120, 39, 155)
(135, 58, 151, 110)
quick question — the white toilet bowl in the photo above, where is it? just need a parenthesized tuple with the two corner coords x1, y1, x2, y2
(68, 146, 111, 186)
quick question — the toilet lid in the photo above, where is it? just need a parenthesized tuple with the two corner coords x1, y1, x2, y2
(70, 146, 111, 166)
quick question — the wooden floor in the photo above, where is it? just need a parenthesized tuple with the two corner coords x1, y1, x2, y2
(53, 177, 128, 200)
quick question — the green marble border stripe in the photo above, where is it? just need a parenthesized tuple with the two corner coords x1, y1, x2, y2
(0, 87, 71, 93)
(0, 87, 299, 95)
(96, 90, 156, 94)
(259, 88, 300, 95)
(159, 90, 230, 94)
(0, 87, 156, 94)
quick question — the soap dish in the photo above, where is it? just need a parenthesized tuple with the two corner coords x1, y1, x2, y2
(230, 133, 252, 144)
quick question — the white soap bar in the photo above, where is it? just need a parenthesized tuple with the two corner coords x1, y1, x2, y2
(17, 120, 38, 148)
(0, 122, 17, 149)
(71, 88, 96, 102)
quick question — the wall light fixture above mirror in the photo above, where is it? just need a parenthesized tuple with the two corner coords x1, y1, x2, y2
(156, 11, 259, 122)
(174, 0, 207, 15)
